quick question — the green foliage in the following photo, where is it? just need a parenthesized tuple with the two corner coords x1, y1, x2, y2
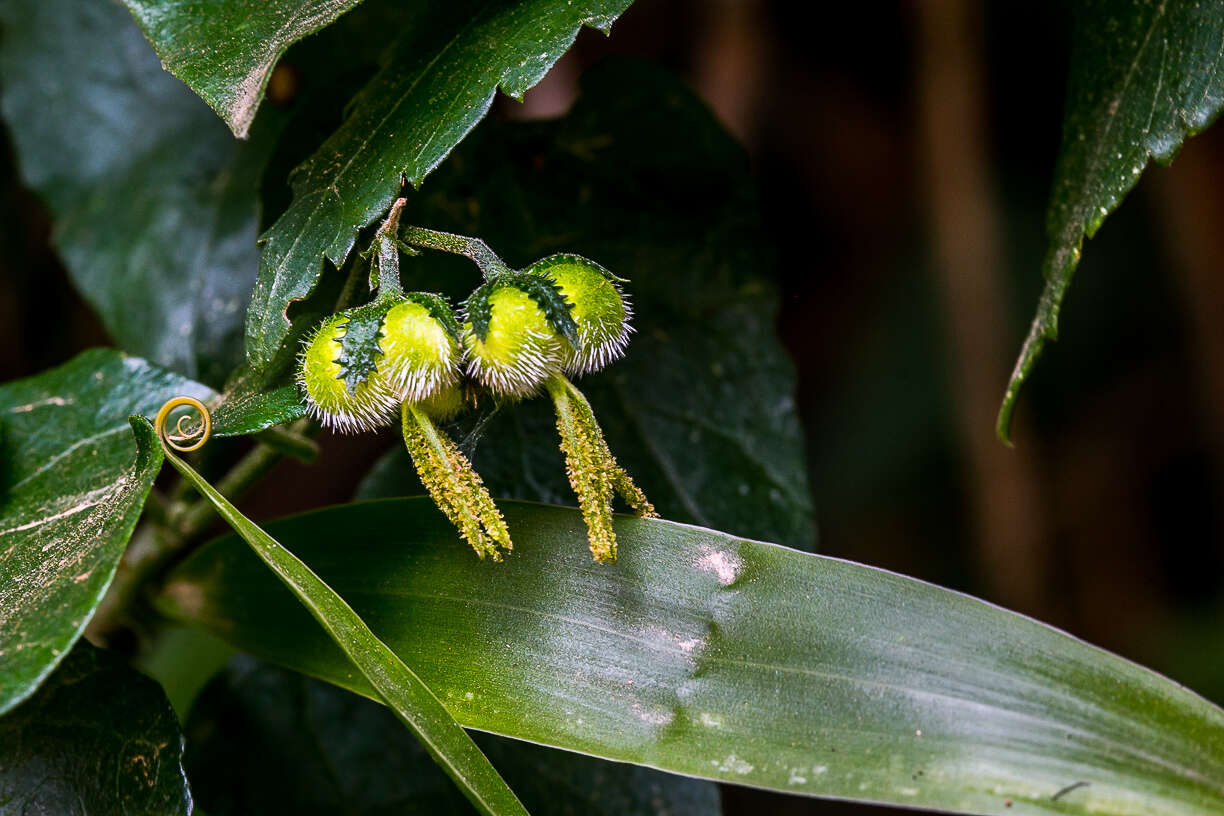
(121, 0, 366, 137)
(143, 418, 528, 816)
(0, 350, 210, 714)
(0, 641, 191, 815)
(999, 0, 1224, 439)
(2, 0, 1224, 813)
(158, 497, 1224, 815)
(0, 0, 274, 386)
(245, 0, 632, 369)
(185, 659, 720, 815)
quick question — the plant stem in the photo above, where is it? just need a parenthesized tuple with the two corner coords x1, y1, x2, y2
(372, 198, 408, 296)
(401, 225, 514, 279)
(172, 440, 283, 542)
(255, 424, 319, 463)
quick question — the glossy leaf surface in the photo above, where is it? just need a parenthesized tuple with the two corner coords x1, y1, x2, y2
(357, 59, 815, 549)
(140, 420, 527, 816)
(186, 658, 720, 815)
(160, 498, 1224, 815)
(246, 0, 632, 368)
(0, 0, 273, 386)
(0, 349, 212, 715)
(999, 0, 1224, 439)
(0, 641, 191, 815)
(121, 0, 365, 137)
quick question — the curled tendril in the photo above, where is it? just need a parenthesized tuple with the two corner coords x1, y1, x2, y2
(154, 396, 212, 453)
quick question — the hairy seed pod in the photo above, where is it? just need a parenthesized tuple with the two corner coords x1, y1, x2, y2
(297, 310, 399, 433)
(461, 276, 572, 398)
(379, 294, 462, 403)
(529, 254, 631, 374)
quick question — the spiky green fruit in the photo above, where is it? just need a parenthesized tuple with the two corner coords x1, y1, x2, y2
(297, 311, 399, 433)
(461, 277, 572, 398)
(380, 295, 462, 403)
(529, 254, 631, 374)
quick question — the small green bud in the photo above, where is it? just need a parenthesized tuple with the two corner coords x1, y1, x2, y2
(297, 311, 399, 433)
(461, 281, 567, 398)
(529, 254, 631, 375)
(379, 295, 462, 403)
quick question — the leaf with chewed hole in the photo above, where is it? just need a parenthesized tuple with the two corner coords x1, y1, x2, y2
(0, 0, 277, 386)
(245, 0, 633, 369)
(120, 0, 366, 138)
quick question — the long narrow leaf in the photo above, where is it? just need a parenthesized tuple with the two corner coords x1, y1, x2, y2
(130, 417, 528, 816)
(159, 497, 1224, 816)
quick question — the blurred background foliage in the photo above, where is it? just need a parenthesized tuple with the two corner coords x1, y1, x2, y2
(3, 0, 1223, 812)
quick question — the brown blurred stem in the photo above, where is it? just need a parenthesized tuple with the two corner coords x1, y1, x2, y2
(913, 0, 1050, 614)
(1151, 134, 1224, 565)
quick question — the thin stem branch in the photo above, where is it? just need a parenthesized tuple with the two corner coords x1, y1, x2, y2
(171, 426, 300, 542)
(401, 225, 514, 280)
(255, 424, 319, 462)
(373, 198, 408, 296)
(334, 253, 371, 314)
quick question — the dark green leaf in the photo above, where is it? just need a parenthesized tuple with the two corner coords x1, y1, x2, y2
(999, 0, 1224, 440)
(208, 314, 318, 437)
(121, 0, 366, 138)
(358, 59, 815, 549)
(140, 420, 528, 816)
(210, 385, 308, 437)
(0, 0, 274, 386)
(0, 349, 212, 715)
(245, 0, 633, 369)
(0, 641, 191, 815)
(186, 658, 720, 815)
(160, 498, 1224, 815)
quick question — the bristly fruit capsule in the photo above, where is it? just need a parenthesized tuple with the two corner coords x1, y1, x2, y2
(379, 293, 463, 403)
(460, 273, 577, 398)
(297, 307, 400, 433)
(528, 254, 631, 375)
(297, 293, 463, 433)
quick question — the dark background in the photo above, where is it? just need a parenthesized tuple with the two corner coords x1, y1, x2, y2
(4, 1, 1223, 813)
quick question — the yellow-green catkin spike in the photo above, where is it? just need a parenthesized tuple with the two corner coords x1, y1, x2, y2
(400, 402, 511, 560)
(545, 374, 656, 562)
(611, 467, 657, 519)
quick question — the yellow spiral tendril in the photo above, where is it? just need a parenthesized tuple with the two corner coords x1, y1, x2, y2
(154, 396, 212, 453)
